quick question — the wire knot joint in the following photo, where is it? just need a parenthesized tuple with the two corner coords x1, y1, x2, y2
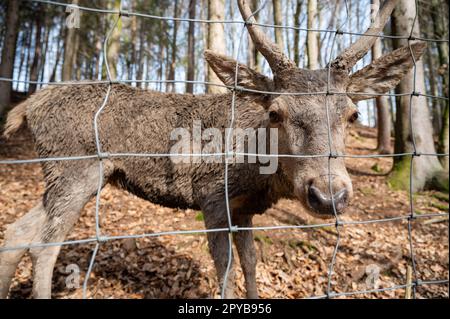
(96, 235, 108, 243)
(98, 152, 109, 160)
(119, 10, 129, 17)
(229, 225, 239, 233)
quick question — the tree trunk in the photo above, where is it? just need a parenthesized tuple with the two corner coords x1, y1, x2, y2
(0, 0, 20, 119)
(371, 0, 391, 154)
(247, 0, 261, 72)
(50, 40, 63, 82)
(136, 20, 145, 88)
(425, 45, 441, 136)
(431, 0, 449, 172)
(39, 17, 51, 85)
(306, 0, 318, 70)
(207, 0, 227, 93)
(284, 0, 292, 58)
(375, 97, 392, 154)
(389, 0, 445, 192)
(158, 23, 166, 91)
(29, 9, 44, 94)
(130, 1, 137, 86)
(272, 0, 285, 50)
(15, 30, 27, 91)
(62, 0, 79, 81)
(73, 31, 80, 80)
(166, 0, 179, 93)
(293, 0, 302, 66)
(93, 34, 102, 80)
(51, 21, 64, 82)
(105, 0, 122, 80)
(440, 104, 449, 172)
(316, 1, 322, 66)
(186, 0, 196, 94)
(24, 24, 34, 91)
(164, 32, 172, 90)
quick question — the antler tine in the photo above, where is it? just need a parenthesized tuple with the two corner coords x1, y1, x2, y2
(331, 0, 398, 72)
(237, 0, 296, 75)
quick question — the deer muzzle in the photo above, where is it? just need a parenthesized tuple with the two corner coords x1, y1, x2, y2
(307, 185, 349, 216)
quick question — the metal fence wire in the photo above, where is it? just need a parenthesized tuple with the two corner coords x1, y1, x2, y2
(0, 0, 449, 299)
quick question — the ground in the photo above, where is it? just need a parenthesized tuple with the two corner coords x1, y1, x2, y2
(0, 125, 448, 299)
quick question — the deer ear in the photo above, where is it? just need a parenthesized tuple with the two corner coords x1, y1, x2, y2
(347, 42, 427, 102)
(204, 50, 274, 92)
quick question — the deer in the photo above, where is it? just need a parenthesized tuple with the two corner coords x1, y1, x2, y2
(0, 0, 425, 299)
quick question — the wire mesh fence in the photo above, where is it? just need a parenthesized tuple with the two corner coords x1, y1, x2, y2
(0, 0, 448, 299)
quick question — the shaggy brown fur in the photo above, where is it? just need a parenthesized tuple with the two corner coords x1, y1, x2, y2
(3, 99, 27, 138)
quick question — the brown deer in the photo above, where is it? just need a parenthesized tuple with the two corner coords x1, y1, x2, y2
(0, 0, 425, 298)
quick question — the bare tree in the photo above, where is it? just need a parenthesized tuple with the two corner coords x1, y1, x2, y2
(93, 25, 103, 80)
(38, 15, 51, 85)
(390, 0, 446, 191)
(306, 0, 318, 69)
(166, 0, 179, 93)
(62, 0, 79, 81)
(29, 7, 44, 94)
(105, 0, 122, 80)
(372, 1, 391, 154)
(441, 101, 449, 172)
(136, 20, 145, 87)
(130, 1, 138, 86)
(0, 0, 20, 118)
(15, 30, 29, 91)
(284, 0, 292, 57)
(272, 0, 285, 49)
(293, 0, 302, 66)
(49, 37, 63, 82)
(207, 0, 227, 93)
(425, 46, 441, 135)
(431, 0, 449, 172)
(186, 0, 196, 94)
(247, 0, 261, 72)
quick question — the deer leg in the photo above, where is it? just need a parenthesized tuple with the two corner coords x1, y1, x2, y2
(202, 205, 235, 299)
(206, 231, 235, 299)
(233, 214, 258, 299)
(29, 161, 112, 299)
(0, 202, 46, 298)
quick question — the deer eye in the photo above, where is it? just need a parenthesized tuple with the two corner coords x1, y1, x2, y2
(269, 110, 281, 123)
(348, 111, 359, 123)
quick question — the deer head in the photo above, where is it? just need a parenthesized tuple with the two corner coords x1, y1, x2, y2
(205, 0, 426, 218)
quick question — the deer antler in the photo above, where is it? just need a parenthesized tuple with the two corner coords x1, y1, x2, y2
(237, 0, 296, 75)
(331, 0, 398, 72)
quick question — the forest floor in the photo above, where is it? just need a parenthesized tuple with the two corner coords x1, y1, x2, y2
(0, 125, 448, 299)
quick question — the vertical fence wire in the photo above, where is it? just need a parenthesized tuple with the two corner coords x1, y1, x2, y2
(324, 0, 351, 297)
(221, 0, 255, 298)
(82, 3, 123, 298)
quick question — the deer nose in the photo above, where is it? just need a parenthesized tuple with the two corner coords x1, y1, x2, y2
(307, 185, 349, 215)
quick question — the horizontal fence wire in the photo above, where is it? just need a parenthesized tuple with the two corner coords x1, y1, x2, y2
(1, 212, 448, 253)
(0, 77, 449, 100)
(0, 0, 448, 299)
